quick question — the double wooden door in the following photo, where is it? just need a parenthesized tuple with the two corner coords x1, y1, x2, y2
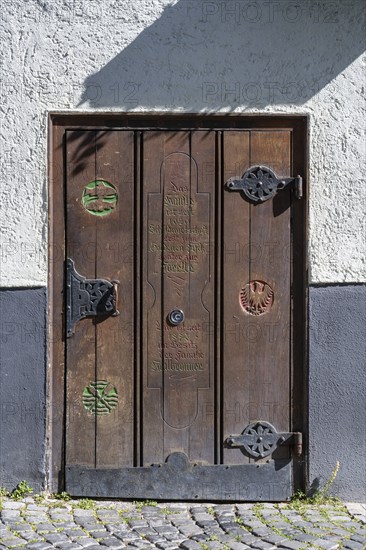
(62, 124, 305, 500)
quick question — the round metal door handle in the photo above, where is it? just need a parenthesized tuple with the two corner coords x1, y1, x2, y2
(168, 309, 185, 326)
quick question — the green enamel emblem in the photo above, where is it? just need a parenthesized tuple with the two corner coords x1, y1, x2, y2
(82, 179, 118, 216)
(82, 380, 118, 415)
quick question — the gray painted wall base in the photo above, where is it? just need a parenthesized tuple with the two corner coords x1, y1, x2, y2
(0, 285, 365, 500)
(0, 288, 47, 492)
(309, 285, 366, 502)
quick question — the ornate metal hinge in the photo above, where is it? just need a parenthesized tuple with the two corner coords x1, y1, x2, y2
(226, 165, 303, 203)
(225, 421, 303, 458)
(66, 258, 119, 338)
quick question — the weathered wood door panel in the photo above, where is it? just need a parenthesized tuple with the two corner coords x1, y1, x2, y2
(66, 130, 135, 469)
(142, 131, 216, 465)
(63, 125, 305, 501)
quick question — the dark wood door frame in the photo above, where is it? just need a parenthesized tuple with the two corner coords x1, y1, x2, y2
(48, 113, 308, 496)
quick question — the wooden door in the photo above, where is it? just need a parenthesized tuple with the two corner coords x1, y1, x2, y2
(63, 125, 305, 501)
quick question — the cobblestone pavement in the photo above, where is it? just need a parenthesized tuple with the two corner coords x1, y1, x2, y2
(0, 498, 365, 550)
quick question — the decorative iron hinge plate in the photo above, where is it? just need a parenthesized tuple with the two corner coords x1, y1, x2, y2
(66, 258, 119, 338)
(226, 165, 303, 203)
(225, 421, 303, 458)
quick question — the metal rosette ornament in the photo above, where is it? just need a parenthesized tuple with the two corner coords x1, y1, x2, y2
(241, 421, 279, 459)
(225, 165, 301, 203)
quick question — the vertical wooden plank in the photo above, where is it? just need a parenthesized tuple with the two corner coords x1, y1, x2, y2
(249, 131, 292, 459)
(66, 130, 97, 468)
(184, 130, 216, 464)
(134, 131, 142, 467)
(94, 131, 134, 468)
(142, 131, 216, 465)
(222, 131, 250, 465)
(142, 131, 166, 465)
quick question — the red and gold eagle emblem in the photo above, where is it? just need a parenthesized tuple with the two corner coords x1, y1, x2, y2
(240, 280, 274, 316)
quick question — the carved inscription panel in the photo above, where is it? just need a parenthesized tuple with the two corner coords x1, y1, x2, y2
(146, 150, 211, 429)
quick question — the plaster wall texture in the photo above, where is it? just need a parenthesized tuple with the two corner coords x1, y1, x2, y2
(0, 288, 47, 492)
(308, 285, 366, 503)
(0, 0, 365, 286)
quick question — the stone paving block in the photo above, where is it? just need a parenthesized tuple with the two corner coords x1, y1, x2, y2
(97, 538, 124, 548)
(249, 541, 277, 549)
(213, 505, 233, 512)
(1, 510, 23, 520)
(36, 524, 60, 533)
(238, 533, 261, 544)
(43, 535, 69, 544)
(54, 543, 83, 549)
(50, 514, 74, 521)
(329, 526, 354, 537)
(131, 528, 156, 537)
(179, 541, 202, 550)
(87, 530, 109, 539)
(251, 527, 273, 537)
(154, 526, 179, 534)
(236, 504, 254, 511)
(162, 533, 185, 542)
(278, 541, 309, 550)
(78, 524, 106, 532)
(144, 518, 167, 527)
(26, 544, 54, 550)
(195, 520, 218, 529)
(65, 530, 87, 538)
(175, 525, 202, 537)
(23, 513, 49, 520)
(191, 533, 208, 542)
(19, 532, 44, 542)
(343, 541, 366, 550)
(290, 532, 317, 543)
(310, 540, 340, 550)
(155, 542, 179, 550)
(144, 534, 166, 544)
(1, 537, 27, 548)
(350, 534, 366, 543)
(129, 543, 155, 549)
(263, 533, 290, 544)
(117, 532, 140, 542)
(1, 502, 25, 510)
(125, 520, 148, 528)
(96, 514, 120, 522)
(70, 539, 97, 548)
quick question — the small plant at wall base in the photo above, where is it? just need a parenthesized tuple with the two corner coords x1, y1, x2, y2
(291, 461, 341, 506)
(11, 480, 33, 500)
(74, 498, 96, 510)
(52, 491, 71, 501)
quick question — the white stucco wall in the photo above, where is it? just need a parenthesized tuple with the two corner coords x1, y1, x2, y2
(1, 0, 365, 286)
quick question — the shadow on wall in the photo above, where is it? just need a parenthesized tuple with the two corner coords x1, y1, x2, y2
(79, 0, 365, 111)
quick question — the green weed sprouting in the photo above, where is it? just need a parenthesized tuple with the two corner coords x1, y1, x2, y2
(11, 480, 33, 500)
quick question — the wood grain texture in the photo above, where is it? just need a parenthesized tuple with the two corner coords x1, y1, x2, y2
(94, 131, 134, 468)
(66, 130, 97, 467)
(222, 131, 250, 465)
(249, 131, 292, 461)
(142, 131, 216, 465)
